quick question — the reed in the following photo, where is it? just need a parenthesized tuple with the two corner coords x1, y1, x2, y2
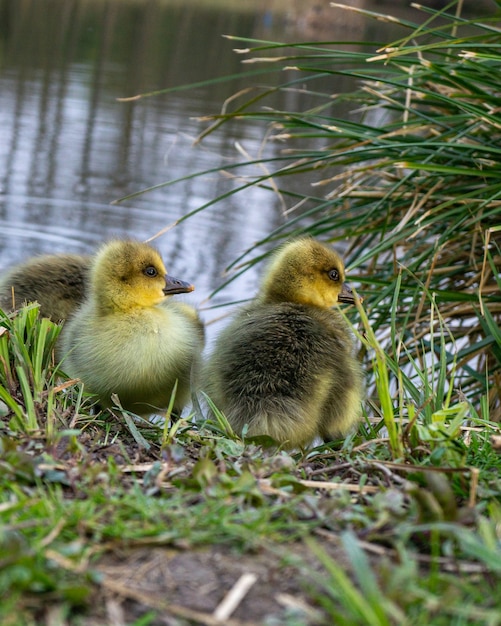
(137, 1, 501, 420)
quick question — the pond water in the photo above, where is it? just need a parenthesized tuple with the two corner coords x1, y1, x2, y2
(0, 0, 423, 336)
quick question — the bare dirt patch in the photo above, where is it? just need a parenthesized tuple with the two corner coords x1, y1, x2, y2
(88, 541, 342, 625)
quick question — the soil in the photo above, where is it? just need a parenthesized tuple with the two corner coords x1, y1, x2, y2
(85, 541, 340, 625)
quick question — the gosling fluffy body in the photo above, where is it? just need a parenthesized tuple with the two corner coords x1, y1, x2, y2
(61, 240, 204, 416)
(204, 238, 363, 448)
(0, 254, 90, 320)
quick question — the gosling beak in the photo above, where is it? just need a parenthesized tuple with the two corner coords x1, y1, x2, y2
(163, 275, 195, 295)
(338, 282, 359, 304)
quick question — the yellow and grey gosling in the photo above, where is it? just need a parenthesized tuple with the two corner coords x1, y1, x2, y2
(0, 253, 90, 320)
(60, 239, 204, 417)
(203, 238, 364, 449)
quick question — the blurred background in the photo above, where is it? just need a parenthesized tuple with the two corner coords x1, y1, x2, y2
(0, 0, 490, 332)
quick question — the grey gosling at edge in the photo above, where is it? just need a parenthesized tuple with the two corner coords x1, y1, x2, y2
(203, 238, 364, 449)
(60, 240, 204, 416)
(0, 253, 90, 320)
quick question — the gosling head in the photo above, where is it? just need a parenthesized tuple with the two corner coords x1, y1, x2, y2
(90, 240, 194, 313)
(259, 238, 356, 308)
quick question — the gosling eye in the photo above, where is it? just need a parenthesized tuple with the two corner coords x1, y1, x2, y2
(144, 266, 158, 277)
(328, 268, 340, 281)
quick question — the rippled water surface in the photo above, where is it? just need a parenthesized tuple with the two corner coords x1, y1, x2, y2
(0, 0, 414, 333)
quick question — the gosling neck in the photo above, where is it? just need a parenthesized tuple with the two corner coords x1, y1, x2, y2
(91, 288, 165, 316)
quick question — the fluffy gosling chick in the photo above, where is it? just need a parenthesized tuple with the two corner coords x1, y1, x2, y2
(0, 253, 90, 320)
(61, 240, 204, 416)
(203, 238, 364, 448)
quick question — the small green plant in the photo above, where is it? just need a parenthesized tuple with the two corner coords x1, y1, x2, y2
(306, 525, 501, 625)
(308, 533, 404, 625)
(0, 305, 62, 432)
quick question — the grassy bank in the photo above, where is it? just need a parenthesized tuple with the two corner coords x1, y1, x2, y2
(2, 1, 501, 624)
(1, 300, 500, 625)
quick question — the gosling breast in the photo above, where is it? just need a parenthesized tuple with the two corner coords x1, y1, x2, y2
(63, 300, 203, 415)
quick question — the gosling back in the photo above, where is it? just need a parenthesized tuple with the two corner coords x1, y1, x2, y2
(203, 238, 364, 448)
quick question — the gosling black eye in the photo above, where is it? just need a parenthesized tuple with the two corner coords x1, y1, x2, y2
(144, 266, 158, 277)
(328, 268, 340, 281)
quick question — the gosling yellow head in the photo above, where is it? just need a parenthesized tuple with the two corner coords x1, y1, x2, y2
(259, 238, 355, 308)
(91, 239, 194, 314)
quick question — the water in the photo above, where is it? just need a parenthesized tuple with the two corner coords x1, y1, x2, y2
(0, 0, 414, 337)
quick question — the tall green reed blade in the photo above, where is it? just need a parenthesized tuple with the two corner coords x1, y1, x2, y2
(32, 317, 62, 398)
(200, 392, 238, 440)
(15, 365, 38, 430)
(353, 295, 403, 459)
(0, 383, 24, 423)
(307, 534, 402, 626)
(118, 1, 500, 417)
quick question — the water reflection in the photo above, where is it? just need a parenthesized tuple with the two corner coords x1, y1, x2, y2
(0, 0, 408, 335)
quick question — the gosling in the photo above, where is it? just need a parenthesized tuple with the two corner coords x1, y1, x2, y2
(60, 240, 204, 417)
(0, 253, 90, 320)
(203, 238, 364, 449)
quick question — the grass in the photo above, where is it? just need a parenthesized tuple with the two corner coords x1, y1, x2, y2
(1, 293, 500, 623)
(2, 1, 501, 624)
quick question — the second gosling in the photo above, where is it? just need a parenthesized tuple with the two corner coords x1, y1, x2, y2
(0, 253, 90, 320)
(203, 238, 364, 448)
(61, 240, 204, 416)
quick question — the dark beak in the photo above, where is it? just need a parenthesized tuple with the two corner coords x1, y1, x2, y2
(163, 275, 194, 295)
(338, 282, 362, 304)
